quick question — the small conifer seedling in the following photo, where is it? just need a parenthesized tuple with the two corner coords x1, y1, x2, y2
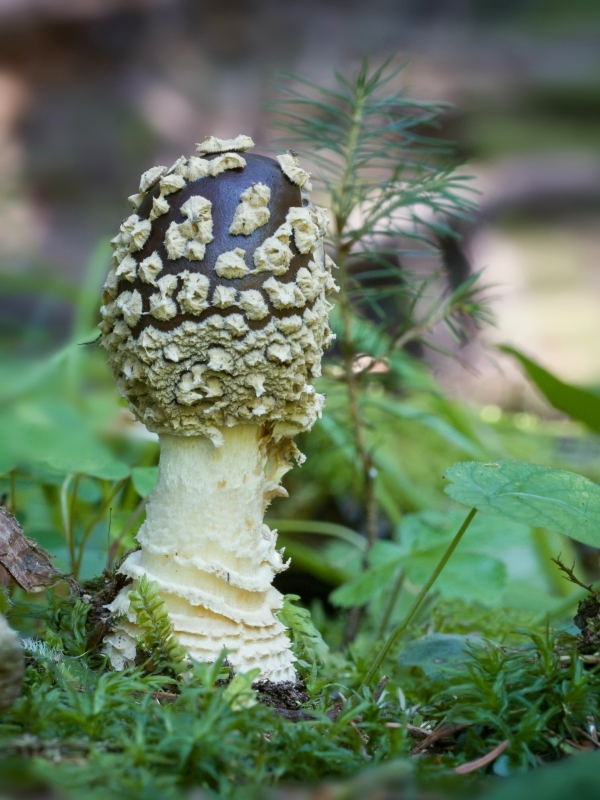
(99, 135, 337, 682)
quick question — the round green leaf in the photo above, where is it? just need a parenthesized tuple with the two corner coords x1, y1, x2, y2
(444, 460, 600, 548)
(405, 549, 507, 606)
(132, 466, 159, 498)
(398, 633, 485, 680)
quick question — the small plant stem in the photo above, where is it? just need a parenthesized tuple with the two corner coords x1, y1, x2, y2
(9, 469, 16, 514)
(334, 122, 379, 646)
(337, 248, 378, 557)
(73, 478, 126, 579)
(376, 567, 405, 640)
(335, 182, 379, 649)
(359, 507, 477, 691)
(108, 496, 148, 569)
(337, 245, 378, 645)
(333, 78, 378, 563)
(550, 554, 596, 595)
(532, 529, 578, 597)
(68, 475, 81, 548)
(60, 473, 80, 574)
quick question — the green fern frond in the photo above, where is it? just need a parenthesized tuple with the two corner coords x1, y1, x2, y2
(128, 575, 187, 675)
(278, 594, 329, 673)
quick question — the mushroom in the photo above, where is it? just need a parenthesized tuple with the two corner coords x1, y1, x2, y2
(0, 613, 24, 711)
(100, 137, 338, 682)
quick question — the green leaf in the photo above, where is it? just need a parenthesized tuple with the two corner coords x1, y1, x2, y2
(367, 396, 483, 457)
(269, 518, 365, 550)
(444, 460, 600, 547)
(404, 549, 507, 606)
(0, 401, 130, 481)
(222, 669, 260, 710)
(330, 526, 508, 608)
(501, 345, 600, 435)
(483, 750, 600, 800)
(329, 556, 401, 608)
(398, 633, 485, 680)
(132, 466, 159, 498)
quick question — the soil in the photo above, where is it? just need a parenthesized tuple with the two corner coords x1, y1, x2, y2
(82, 565, 130, 654)
(573, 594, 600, 655)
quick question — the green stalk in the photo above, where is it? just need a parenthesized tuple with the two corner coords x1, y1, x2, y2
(359, 507, 477, 690)
(9, 469, 16, 514)
(73, 478, 126, 579)
(376, 567, 405, 640)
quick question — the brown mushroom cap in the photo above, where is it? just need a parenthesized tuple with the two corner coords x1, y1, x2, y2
(100, 142, 337, 439)
(126, 154, 312, 337)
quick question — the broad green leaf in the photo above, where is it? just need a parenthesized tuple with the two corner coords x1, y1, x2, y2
(398, 633, 485, 680)
(367, 396, 482, 457)
(222, 669, 260, 710)
(398, 510, 570, 601)
(483, 750, 600, 800)
(503, 579, 570, 616)
(132, 466, 159, 498)
(404, 549, 507, 606)
(0, 345, 73, 404)
(269, 518, 365, 550)
(0, 453, 16, 475)
(277, 538, 355, 587)
(444, 460, 600, 548)
(329, 557, 401, 608)
(502, 345, 600, 435)
(0, 401, 130, 481)
(330, 534, 507, 608)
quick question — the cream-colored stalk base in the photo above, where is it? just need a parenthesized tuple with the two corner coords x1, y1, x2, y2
(0, 613, 24, 712)
(105, 425, 297, 682)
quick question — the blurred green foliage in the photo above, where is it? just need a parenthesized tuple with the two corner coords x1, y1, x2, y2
(2, 59, 600, 799)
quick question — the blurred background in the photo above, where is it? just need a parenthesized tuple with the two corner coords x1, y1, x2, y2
(1, 0, 599, 406)
(1, 0, 600, 605)
(2, 7, 600, 789)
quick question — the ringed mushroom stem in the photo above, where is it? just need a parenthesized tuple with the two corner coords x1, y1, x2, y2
(106, 424, 297, 682)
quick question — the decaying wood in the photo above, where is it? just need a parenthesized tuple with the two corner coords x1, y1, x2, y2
(0, 504, 69, 592)
(0, 613, 24, 711)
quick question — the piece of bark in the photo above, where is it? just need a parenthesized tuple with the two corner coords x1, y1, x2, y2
(0, 613, 24, 711)
(0, 505, 67, 592)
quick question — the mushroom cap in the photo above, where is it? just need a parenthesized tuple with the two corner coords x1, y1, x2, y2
(128, 154, 311, 337)
(100, 141, 337, 439)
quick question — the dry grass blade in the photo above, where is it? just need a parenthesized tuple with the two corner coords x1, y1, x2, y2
(411, 723, 469, 756)
(454, 739, 510, 774)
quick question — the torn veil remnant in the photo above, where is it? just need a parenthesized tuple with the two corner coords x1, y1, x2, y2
(100, 135, 338, 682)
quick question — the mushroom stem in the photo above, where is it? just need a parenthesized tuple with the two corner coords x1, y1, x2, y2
(106, 425, 297, 682)
(0, 613, 24, 712)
